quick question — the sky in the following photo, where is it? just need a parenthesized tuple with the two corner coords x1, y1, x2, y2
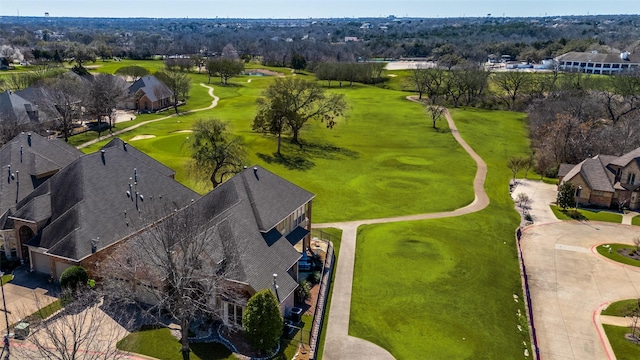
(0, 0, 639, 19)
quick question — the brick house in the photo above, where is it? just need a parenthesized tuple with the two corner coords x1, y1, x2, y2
(558, 147, 640, 209)
(127, 75, 173, 112)
(0, 133, 83, 260)
(0, 134, 314, 324)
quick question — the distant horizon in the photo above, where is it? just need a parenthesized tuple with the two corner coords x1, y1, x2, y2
(0, 1, 639, 19)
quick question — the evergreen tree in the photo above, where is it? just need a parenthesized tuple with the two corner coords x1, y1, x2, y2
(243, 289, 283, 354)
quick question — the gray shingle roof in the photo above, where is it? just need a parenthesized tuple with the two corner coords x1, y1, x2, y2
(235, 166, 315, 232)
(563, 155, 616, 192)
(558, 163, 576, 178)
(557, 51, 640, 65)
(102, 138, 175, 177)
(609, 147, 640, 168)
(129, 76, 173, 103)
(0, 90, 49, 125)
(189, 166, 313, 300)
(21, 142, 200, 261)
(0, 132, 83, 217)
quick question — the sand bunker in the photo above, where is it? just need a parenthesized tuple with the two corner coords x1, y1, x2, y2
(174, 130, 193, 133)
(129, 135, 156, 141)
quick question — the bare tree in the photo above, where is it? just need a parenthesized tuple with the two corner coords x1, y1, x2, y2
(14, 290, 131, 360)
(516, 193, 531, 212)
(626, 299, 640, 342)
(408, 66, 430, 100)
(37, 76, 86, 142)
(492, 71, 532, 110)
(0, 115, 27, 146)
(155, 68, 191, 114)
(86, 74, 128, 137)
(634, 237, 640, 253)
(507, 156, 525, 182)
(425, 102, 445, 129)
(221, 44, 239, 60)
(99, 204, 242, 360)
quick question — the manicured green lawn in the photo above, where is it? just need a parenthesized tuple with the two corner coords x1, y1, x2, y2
(117, 328, 237, 360)
(550, 205, 573, 220)
(633, 216, 640, 226)
(602, 299, 640, 316)
(596, 244, 640, 267)
(550, 205, 623, 223)
(91, 59, 167, 74)
(603, 325, 640, 360)
(1, 274, 13, 285)
(349, 108, 531, 359)
(75, 73, 476, 222)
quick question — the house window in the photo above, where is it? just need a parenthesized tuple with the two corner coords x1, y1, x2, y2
(226, 302, 244, 327)
(628, 173, 636, 185)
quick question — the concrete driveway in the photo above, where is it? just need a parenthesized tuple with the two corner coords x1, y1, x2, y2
(521, 219, 640, 359)
(511, 179, 560, 225)
(0, 269, 58, 334)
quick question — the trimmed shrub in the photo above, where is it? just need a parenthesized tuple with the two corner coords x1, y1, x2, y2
(243, 289, 283, 354)
(59, 266, 89, 290)
(295, 280, 311, 303)
(307, 271, 321, 285)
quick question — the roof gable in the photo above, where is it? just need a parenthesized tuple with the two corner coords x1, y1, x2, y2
(231, 166, 315, 232)
(129, 76, 172, 103)
(0, 90, 43, 124)
(0, 133, 82, 215)
(609, 147, 640, 168)
(564, 155, 615, 192)
(20, 142, 200, 260)
(189, 165, 312, 299)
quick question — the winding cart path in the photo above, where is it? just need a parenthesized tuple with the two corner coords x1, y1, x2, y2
(77, 83, 219, 149)
(315, 99, 490, 359)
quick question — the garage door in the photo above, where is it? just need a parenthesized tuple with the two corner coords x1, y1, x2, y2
(31, 251, 50, 275)
(55, 261, 72, 281)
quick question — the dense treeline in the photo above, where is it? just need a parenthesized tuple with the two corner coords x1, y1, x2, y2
(1, 15, 640, 68)
(526, 70, 640, 175)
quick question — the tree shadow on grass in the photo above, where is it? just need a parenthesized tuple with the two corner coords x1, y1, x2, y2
(256, 139, 359, 171)
(191, 342, 235, 360)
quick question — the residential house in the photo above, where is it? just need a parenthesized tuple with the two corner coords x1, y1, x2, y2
(189, 165, 314, 325)
(0, 132, 83, 259)
(556, 51, 640, 75)
(127, 75, 173, 112)
(559, 147, 640, 209)
(14, 138, 198, 278)
(0, 133, 315, 324)
(0, 90, 51, 127)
